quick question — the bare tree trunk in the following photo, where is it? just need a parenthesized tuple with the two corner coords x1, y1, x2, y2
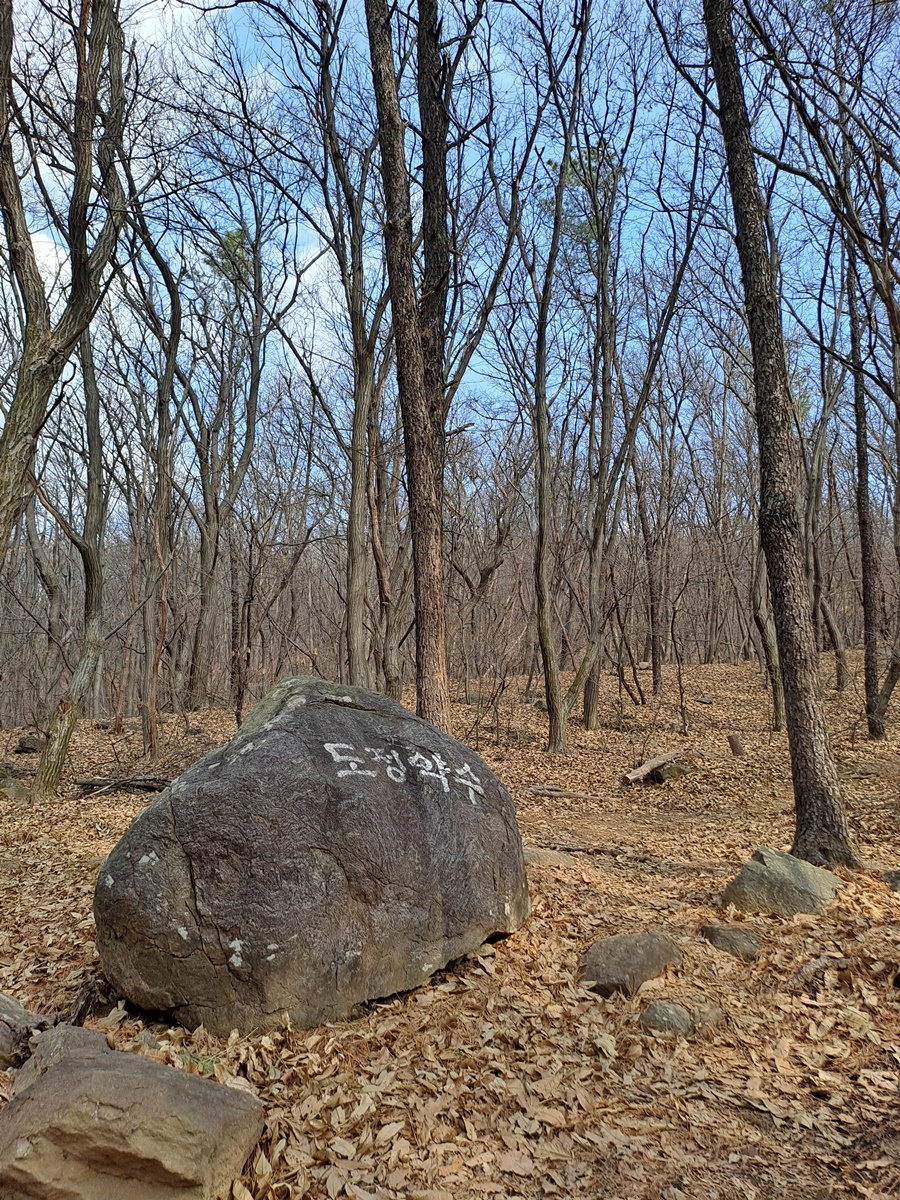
(752, 548, 785, 731)
(704, 0, 854, 865)
(847, 260, 882, 735)
(363, 0, 449, 728)
(0, 0, 125, 569)
(346, 367, 372, 688)
(33, 333, 105, 798)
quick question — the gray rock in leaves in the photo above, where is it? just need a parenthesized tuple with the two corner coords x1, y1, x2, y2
(639, 1001, 693, 1036)
(0, 994, 51, 1070)
(722, 847, 841, 916)
(14, 733, 46, 755)
(0, 1043, 263, 1200)
(94, 677, 530, 1035)
(701, 923, 760, 962)
(578, 931, 682, 998)
(882, 869, 900, 893)
(692, 1004, 725, 1036)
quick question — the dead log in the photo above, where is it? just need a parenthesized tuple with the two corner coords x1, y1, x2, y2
(623, 750, 692, 786)
(75, 775, 170, 798)
(523, 786, 609, 803)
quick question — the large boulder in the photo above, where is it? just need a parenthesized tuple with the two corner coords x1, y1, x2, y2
(0, 1034, 263, 1199)
(722, 847, 841, 916)
(94, 678, 530, 1034)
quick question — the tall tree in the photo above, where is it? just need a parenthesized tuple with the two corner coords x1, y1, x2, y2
(703, 0, 855, 865)
(0, 0, 126, 568)
(363, 0, 450, 728)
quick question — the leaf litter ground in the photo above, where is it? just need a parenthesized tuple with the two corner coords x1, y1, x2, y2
(1, 662, 899, 1200)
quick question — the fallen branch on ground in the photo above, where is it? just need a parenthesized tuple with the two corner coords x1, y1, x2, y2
(522, 786, 611, 802)
(75, 775, 170, 798)
(623, 749, 692, 785)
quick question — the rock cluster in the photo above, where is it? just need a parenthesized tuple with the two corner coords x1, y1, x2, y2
(0, 1022, 262, 1199)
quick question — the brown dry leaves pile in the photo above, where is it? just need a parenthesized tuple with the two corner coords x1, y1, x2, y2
(1, 663, 899, 1200)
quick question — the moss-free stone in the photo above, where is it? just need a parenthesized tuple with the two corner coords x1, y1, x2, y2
(578, 930, 682, 998)
(701, 923, 760, 962)
(722, 847, 841, 916)
(95, 678, 530, 1034)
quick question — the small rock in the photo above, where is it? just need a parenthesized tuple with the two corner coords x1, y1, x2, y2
(15, 733, 46, 755)
(0, 779, 30, 803)
(650, 762, 691, 783)
(696, 696, 714, 705)
(523, 847, 576, 868)
(0, 1042, 263, 1199)
(722, 847, 841, 916)
(701, 924, 760, 962)
(578, 931, 682, 998)
(639, 1001, 693, 1036)
(882, 869, 900, 893)
(692, 1003, 725, 1036)
(0, 995, 51, 1070)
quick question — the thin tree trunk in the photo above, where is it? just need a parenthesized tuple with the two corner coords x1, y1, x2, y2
(704, 0, 854, 865)
(0, 0, 125, 571)
(752, 548, 785, 731)
(33, 333, 105, 798)
(363, 0, 449, 729)
(847, 264, 881, 735)
(346, 365, 372, 688)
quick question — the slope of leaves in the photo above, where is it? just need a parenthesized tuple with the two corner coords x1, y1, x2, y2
(0, 662, 898, 1200)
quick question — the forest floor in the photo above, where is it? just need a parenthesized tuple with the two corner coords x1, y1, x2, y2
(1, 661, 899, 1200)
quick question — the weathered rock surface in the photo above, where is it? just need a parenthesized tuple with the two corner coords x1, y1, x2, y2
(523, 847, 576, 868)
(701, 923, 760, 962)
(0, 1040, 263, 1199)
(0, 995, 50, 1070)
(722, 847, 841, 916)
(882, 869, 900, 893)
(639, 1001, 693, 1036)
(11, 1025, 109, 1097)
(94, 677, 530, 1034)
(578, 931, 682, 998)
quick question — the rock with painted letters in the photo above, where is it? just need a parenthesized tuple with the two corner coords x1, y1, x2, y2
(94, 678, 529, 1034)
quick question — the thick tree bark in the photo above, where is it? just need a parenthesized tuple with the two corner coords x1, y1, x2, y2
(363, 0, 449, 729)
(704, 0, 855, 865)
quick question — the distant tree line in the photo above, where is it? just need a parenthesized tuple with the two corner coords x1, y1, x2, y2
(1, 0, 898, 862)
